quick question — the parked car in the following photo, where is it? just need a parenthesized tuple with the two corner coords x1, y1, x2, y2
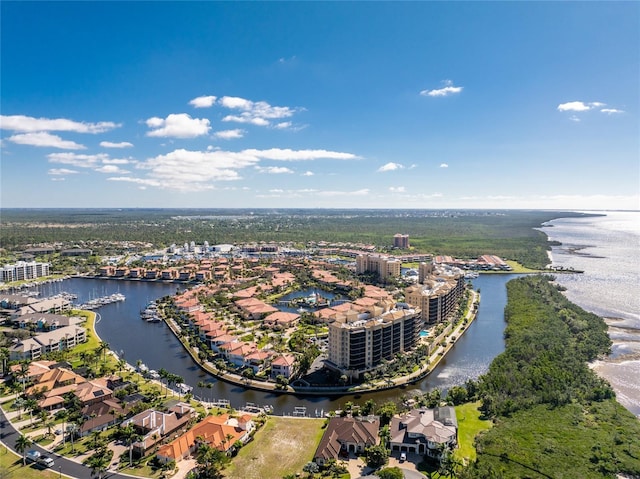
(37, 456, 55, 468)
(400, 452, 407, 462)
(26, 450, 41, 463)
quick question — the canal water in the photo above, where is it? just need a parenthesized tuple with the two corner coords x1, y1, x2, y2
(24, 274, 516, 415)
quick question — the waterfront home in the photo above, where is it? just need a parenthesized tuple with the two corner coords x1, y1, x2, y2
(314, 416, 380, 465)
(389, 407, 458, 458)
(12, 296, 72, 317)
(122, 402, 195, 457)
(157, 413, 254, 464)
(175, 297, 202, 314)
(209, 333, 238, 353)
(13, 312, 81, 331)
(243, 350, 272, 374)
(270, 353, 296, 379)
(98, 266, 116, 276)
(9, 326, 87, 361)
(220, 342, 258, 368)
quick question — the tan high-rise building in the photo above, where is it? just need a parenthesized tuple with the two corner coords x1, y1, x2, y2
(327, 305, 421, 379)
(405, 267, 465, 324)
(355, 254, 401, 283)
(393, 234, 410, 249)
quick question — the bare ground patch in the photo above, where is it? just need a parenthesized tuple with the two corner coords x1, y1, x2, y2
(225, 417, 325, 479)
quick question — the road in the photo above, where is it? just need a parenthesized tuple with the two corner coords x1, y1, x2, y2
(0, 406, 133, 479)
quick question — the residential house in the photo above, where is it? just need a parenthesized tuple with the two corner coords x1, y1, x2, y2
(314, 416, 380, 466)
(389, 407, 458, 458)
(157, 414, 254, 464)
(123, 402, 195, 456)
(270, 353, 296, 379)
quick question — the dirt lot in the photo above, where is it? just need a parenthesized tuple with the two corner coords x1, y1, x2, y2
(224, 416, 325, 479)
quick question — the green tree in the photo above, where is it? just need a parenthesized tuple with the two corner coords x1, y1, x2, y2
(196, 442, 229, 479)
(377, 467, 404, 479)
(364, 444, 388, 469)
(87, 452, 110, 479)
(14, 434, 32, 466)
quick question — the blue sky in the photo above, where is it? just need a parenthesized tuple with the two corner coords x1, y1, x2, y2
(1, 1, 638, 210)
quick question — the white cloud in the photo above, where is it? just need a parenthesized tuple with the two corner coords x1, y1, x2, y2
(389, 186, 406, 193)
(440, 163, 449, 168)
(108, 147, 359, 192)
(102, 158, 133, 165)
(302, 171, 314, 176)
(146, 113, 211, 138)
(0, 114, 119, 133)
(8, 132, 86, 150)
(377, 162, 404, 172)
(95, 165, 130, 174)
(189, 95, 217, 108)
(48, 152, 108, 168)
(100, 141, 133, 148)
(601, 108, 624, 114)
(570, 115, 581, 122)
(48, 168, 78, 175)
(222, 115, 270, 126)
(557, 101, 604, 112)
(107, 177, 163, 188)
(274, 122, 292, 129)
(219, 96, 300, 127)
(214, 129, 245, 140)
(50, 177, 66, 182)
(420, 80, 463, 97)
(242, 148, 359, 161)
(256, 166, 294, 174)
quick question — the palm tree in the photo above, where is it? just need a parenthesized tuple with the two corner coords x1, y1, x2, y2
(58, 409, 69, 446)
(87, 453, 109, 479)
(0, 347, 9, 376)
(25, 398, 38, 425)
(158, 368, 169, 397)
(97, 341, 109, 366)
(68, 422, 79, 453)
(121, 424, 138, 466)
(16, 361, 30, 393)
(15, 434, 32, 466)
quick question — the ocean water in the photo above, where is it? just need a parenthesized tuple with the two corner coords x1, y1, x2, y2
(543, 211, 640, 417)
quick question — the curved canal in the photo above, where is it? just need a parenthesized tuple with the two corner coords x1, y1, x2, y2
(27, 274, 517, 415)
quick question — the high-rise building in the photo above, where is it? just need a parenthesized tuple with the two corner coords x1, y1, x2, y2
(0, 261, 50, 283)
(393, 234, 410, 249)
(405, 264, 465, 324)
(355, 254, 401, 283)
(327, 304, 421, 379)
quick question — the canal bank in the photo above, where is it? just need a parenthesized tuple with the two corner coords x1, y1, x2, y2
(158, 289, 480, 396)
(27, 275, 515, 414)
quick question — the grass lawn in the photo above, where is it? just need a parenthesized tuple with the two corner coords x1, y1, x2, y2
(454, 401, 492, 463)
(0, 445, 59, 478)
(224, 417, 326, 479)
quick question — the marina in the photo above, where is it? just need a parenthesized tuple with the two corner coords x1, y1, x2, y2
(76, 292, 126, 310)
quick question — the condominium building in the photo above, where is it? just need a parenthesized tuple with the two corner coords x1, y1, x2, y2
(355, 254, 401, 283)
(327, 303, 421, 379)
(405, 265, 465, 324)
(0, 261, 50, 283)
(393, 234, 410, 249)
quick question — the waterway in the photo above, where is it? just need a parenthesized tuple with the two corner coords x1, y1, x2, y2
(543, 211, 640, 417)
(24, 274, 516, 415)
